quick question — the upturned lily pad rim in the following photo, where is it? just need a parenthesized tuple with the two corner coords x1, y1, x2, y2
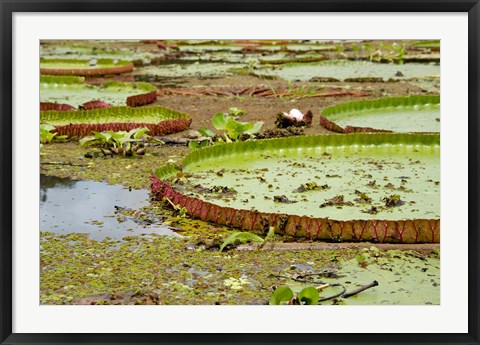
(40, 75, 85, 84)
(156, 133, 440, 179)
(40, 76, 156, 92)
(40, 58, 134, 76)
(40, 57, 132, 67)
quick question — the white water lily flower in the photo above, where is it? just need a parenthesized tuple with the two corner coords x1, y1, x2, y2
(283, 109, 304, 121)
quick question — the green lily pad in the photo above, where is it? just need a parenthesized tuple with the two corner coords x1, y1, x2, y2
(40, 43, 160, 64)
(152, 134, 440, 243)
(254, 60, 440, 82)
(40, 58, 134, 76)
(41, 105, 188, 126)
(40, 77, 156, 108)
(322, 95, 440, 133)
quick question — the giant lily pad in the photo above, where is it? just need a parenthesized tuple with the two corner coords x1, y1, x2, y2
(40, 58, 134, 76)
(40, 76, 157, 108)
(41, 106, 192, 138)
(254, 60, 440, 82)
(320, 95, 440, 133)
(134, 62, 246, 79)
(40, 43, 160, 65)
(152, 133, 440, 244)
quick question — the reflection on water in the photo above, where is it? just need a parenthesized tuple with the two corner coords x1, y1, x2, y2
(40, 174, 178, 240)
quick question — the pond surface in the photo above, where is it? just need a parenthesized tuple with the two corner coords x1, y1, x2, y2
(40, 174, 178, 240)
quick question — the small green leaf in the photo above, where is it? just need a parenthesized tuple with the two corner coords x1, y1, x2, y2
(228, 107, 245, 117)
(40, 124, 55, 132)
(212, 112, 228, 130)
(79, 136, 99, 147)
(219, 231, 264, 252)
(225, 118, 252, 140)
(298, 286, 320, 305)
(188, 140, 210, 150)
(198, 128, 215, 138)
(188, 141, 200, 150)
(269, 285, 294, 305)
(243, 121, 264, 135)
(130, 127, 150, 140)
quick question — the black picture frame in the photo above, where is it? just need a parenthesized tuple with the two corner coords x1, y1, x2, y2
(1, 1, 478, 344)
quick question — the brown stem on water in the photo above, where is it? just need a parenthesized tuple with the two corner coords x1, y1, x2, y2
(342, 280, 379, 298)
(163, 196, 176, 208)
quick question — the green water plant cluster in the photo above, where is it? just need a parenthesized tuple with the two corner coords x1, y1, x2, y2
(188, 111, 263, 150)
(40, 124, 68, 144)
(79, 127, 161, 157)
(269, 285, 320, 305)
(212, 112, 263, 142)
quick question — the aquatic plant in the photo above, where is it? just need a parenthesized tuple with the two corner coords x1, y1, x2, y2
(152, 133, 440, 244)
(227, 107, 245, 117)
(40, 124, 67, 144)
(219, 232, 264, 252)
(41, 105, 192, 138)
(40, 58, 134, 76)
(80, 127, 155, 156)
(188, 128, 216, 150)
(269, 285, 319, 305)
(212, 112, 263, 142)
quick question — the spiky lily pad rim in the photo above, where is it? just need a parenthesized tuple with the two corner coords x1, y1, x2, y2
(40, 58, 134, 76)
(321, 95, 440, 120)
(41, 105, 190, 126)
(40, 75, 85, 84)
(40, 77, 156, 92)
(40, 58, 132, 67)
(156, 133, 440, 179)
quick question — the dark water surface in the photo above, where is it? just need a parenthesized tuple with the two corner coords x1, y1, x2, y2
(40, 174, 178, 240)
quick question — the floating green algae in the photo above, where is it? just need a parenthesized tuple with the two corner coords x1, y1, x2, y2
(40, 232, 439, 305)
